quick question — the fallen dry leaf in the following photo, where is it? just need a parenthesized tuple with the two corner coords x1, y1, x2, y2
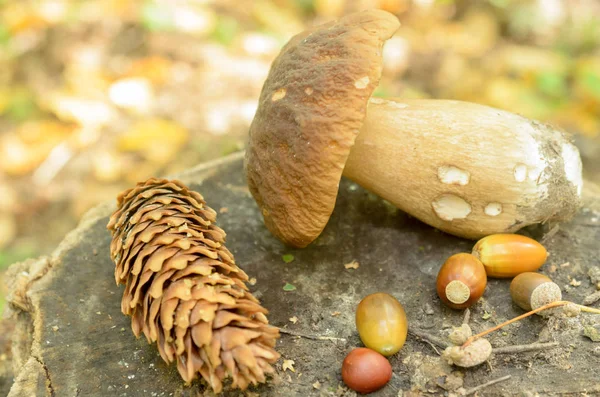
(344, 260, 359, 270)
(50, 95, 115, 126)
(312, 381, 321, 390)
(118, 118, 188, 164)
(570, 278, 581, 287)
(124, 56, 172, 85)
(0, 121, 76, 176)
(92, 150, 123, 182)
(109, 77, 154, 112)
(289, 316, 298, 324)
(282, 359, 295, 373)
(4, 8, 48, 34)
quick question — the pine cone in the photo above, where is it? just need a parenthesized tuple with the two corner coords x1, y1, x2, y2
(107, 178, 280, 392)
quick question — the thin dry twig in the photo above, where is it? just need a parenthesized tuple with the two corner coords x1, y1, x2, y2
(462, 308, 471, 325)
(278, 328, 347, 342)
(583, 291, 600, 306)
(463, 375, 511, 395)
(541, 224, 560, 244)
(32, 141, 74, 186)
(422, 339, 442, 355)
(575, 222, 600, 227)
(463, 301, 600, 347)
(409, 328, 451, 349)
(493, 341, 559, 354)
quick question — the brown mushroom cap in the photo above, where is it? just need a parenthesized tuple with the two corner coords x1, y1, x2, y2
(245, 10, 400, 247)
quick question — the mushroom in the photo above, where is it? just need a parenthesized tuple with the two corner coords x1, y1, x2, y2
(245, 10, 582, 248)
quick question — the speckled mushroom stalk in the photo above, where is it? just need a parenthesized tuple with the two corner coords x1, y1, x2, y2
(343, 98, 582, 239)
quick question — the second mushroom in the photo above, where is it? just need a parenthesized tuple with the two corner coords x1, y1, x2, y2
(245, 9, 583, 248)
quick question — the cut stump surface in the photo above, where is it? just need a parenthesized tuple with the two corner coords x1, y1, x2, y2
(6, 152, 600, 396)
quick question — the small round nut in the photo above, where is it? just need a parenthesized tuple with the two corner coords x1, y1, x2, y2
(436, 253, 487, 309)
(473, 234, 547, 278)
(510, 272, 562, 312)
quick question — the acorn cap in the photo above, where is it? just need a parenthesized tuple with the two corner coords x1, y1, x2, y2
(442, 338, 492, 368)
(436, 253, 487, 309)
(448, 324, 473, 345)
(510, 272, 562, 312)
(245, 10, 400, 248)
(445, 280, 471, 304)
(530, 282, 562, 310)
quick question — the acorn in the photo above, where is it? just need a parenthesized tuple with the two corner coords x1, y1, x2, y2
(355, 293, 408, 356)
(436, 253, 487, 309)
(341, 348, 392, 394)
(472, 234, 548, 278)
(510, 272, 562, 311)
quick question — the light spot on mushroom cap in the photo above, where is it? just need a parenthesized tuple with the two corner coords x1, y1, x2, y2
(354, 76, 370, 89)
(271, 88, 286, 101)
(484, 202, 502, 216)
(304, 87, 313, 95)
(514, 163, 527, 182)
(437, 165, 470, 186)
(432, 194, 472, 221)
(561, 142, 583, 197)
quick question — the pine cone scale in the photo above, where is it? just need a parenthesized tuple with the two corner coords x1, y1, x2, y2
(191, 321, 213, 346)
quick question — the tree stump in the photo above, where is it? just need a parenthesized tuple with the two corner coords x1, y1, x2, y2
(5, 152, 600, 396)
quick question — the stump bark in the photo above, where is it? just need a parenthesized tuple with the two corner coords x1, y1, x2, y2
(5, 152, 600, 396)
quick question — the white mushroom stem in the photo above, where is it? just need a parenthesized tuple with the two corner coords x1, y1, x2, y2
(342, 98, 583, 239)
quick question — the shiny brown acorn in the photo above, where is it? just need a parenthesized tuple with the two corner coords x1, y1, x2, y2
(510, 272, 562, 311)
(436, 253, 487, 309)
(355, 293, 408, 356)
(472, 234, 548, 278)
(341, 348, 392, 394)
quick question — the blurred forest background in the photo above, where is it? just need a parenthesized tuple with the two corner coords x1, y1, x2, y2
(0, 0, 600, 318)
